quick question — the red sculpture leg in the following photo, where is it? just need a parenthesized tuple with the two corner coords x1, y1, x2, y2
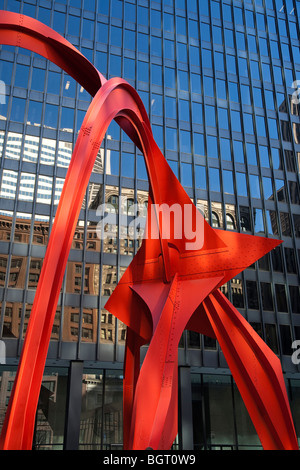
(158, 359, 178, 450)
(202, 290, 299, 450)
(127, 276, 180, 450)
(126, 274, 223, 450)
(0, 78, 150, 450)
(123, 328, 146, 450)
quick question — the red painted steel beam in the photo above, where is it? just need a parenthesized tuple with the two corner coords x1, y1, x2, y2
(203, 290, 299, 450)
(0, 11, 143, 149)
(0, 77, 153, 449)
(0, 11, 298, 451)
(0, 11, 150, 449)
(0, 11, 104, 94)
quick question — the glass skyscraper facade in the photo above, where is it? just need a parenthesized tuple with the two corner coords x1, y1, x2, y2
(0, 0, 300, 450)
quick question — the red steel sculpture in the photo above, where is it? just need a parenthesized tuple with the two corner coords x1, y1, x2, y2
(0, 11, 298, 451)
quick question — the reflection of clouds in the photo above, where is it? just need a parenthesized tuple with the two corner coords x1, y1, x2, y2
(0, 131, 73, 166)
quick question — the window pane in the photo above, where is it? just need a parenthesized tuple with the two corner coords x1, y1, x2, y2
(263, 177, 273, 200)
(14, 64, 29, 88)
(180, 130, 191, 153)
(10, 97, 26, 122)
(27, 101, 42, 127)
(181, 163, 192, 187)
(233, 141, 244, 163)
(195, 165, 206, 190)
(246, 143, 257, 166)
(223, 170, 234, 194)
(207, 136, 218, 158)
(236, 173, 248, 197)
(260, 283, 274, 311)
(209, 168, 220, 191)
(280, 325, 292, 355)
(265, 324, 279, 355)
(246, 281, 259, 310)
(44, 104, 58, 129)
(202, 374, 236, 447)
(249, 175, 261, 198)
(285, 248, 297, 274)
(266, 210, 279, 236)
(275, 284, 288, 312)
(205, 106, 216, 127)
(31, 68, 46, 92)
(240, 206, 251, 232)
(220, 138, 231, 161)
(254, 208, 265, 234)
(289, 286, 300, 313)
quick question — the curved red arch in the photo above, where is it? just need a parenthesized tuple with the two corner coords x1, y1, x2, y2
(0, 11, 298, 451)
(0, 10, 144, 149)
(0, 12, 184, 443)
(0, 77, 156, 449)
(0, 11, 104, 94)
(0, 10, 195, 449)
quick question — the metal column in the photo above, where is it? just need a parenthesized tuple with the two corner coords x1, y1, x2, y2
(178, 366, 194, 450)
(64, 361, 84, 450)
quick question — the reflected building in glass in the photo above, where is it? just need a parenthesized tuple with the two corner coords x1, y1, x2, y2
(0, 0, 300, 451)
